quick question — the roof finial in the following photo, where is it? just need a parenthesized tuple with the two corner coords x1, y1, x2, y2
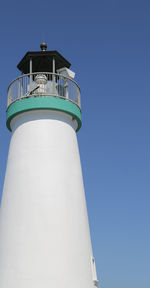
(40, 42, 47, 51)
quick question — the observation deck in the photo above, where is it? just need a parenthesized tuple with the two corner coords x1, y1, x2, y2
(7, 72, 81, 131)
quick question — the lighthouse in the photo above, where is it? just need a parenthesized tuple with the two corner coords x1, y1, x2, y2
(0, 43, 98, 288)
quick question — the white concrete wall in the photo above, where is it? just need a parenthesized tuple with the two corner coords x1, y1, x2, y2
(0, 110, 97, 288)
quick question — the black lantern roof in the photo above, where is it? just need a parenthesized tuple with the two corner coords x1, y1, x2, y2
(17, 44, 71, 74)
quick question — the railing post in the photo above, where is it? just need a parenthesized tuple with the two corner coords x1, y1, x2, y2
(18, 78, 20, 99)
(64, 79, 68, 99)
(7, 88, 10, 107)
(52, 57, 56, 94)
(78, 89, 81, 108)
(21, 73, 23, 97)
(30, 57, 32, 90)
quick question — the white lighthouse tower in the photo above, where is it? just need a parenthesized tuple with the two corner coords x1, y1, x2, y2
(0, 43, 98, 288)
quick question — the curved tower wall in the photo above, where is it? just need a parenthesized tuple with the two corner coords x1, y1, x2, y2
(0, 109, 97, 288)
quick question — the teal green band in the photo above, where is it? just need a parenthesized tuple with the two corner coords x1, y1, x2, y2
(6, 97, 82, 132)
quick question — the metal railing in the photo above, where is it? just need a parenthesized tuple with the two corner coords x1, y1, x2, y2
(7, 72, 81, 109)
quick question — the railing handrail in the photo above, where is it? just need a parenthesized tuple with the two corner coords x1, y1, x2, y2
(7, 72, 81, 92)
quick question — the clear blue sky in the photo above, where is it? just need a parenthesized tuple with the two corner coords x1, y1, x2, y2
(0, 0, 150, 287)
